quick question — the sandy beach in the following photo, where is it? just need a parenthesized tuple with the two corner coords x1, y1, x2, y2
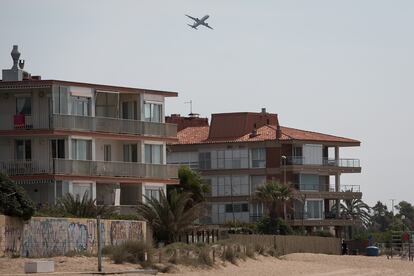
(1, 253, 414, 276)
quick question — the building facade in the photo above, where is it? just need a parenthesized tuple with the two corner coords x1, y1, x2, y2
(166, 110, 362, 234)
(0, 46, 178, 213)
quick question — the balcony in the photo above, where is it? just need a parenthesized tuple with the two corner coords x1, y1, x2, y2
(289, 211, 362, 227)
(2, 114, 177, 138)
(294, 183, 360, 193)
(286, 156, 360, 167)
(0, 159, 178, 180)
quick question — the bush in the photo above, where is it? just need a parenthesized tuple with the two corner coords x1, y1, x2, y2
(198, 248, 213, 266)
(0, 174, 35, 220)
(256, 217, 293, 235)
(254, 244, 266, 255)
(315, 230, 334, 237)
(246, 245, 255, 259)
(222, 246, 237, 264)
(106, 241, 152, 266)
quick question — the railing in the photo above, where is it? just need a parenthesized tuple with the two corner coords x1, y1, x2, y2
(294, 183, 360, 193)
(51, 114, 177, 138)
(0, 160, 50, 175)
(53, 159, 178, 179)
(0, 159, 178, 180)
(293, 211, 357, 220)
(285, 156, 360, 168)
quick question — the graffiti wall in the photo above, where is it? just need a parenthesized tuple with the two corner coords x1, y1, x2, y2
(0, 215, 146, 257)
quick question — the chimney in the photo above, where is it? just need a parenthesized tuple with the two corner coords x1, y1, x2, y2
(261, 108, 266, 113)
(276, 124, 282, 140)
(2, 45, 31, 81)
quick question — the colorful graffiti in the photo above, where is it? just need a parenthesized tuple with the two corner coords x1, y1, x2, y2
(0, 216, 145, 257)
(109, 221, 143, 245)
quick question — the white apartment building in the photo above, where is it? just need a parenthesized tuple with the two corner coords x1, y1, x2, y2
(0, 46, 178, 213)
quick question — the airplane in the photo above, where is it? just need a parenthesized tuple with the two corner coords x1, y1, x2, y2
(185, 14, 213, 30)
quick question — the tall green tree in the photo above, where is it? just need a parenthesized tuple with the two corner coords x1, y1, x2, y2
(0, 173, 35, 220)
(168, 166, 210, 205)
(395, 201, 414, 230)
(255, 180, 292, 220)
(136, 190, 202, 243)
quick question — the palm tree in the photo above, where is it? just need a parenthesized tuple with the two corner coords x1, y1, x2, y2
(255, 181, 279, 220)
(277, 183, 293, 220)
(340, 198, 371, 239)
(255, 181, 292, 220)
(136, 190, 202, 243)
(58, 193, 115, 218)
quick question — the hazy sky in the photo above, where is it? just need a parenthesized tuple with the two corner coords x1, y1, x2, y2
(1, 1, 413, 208)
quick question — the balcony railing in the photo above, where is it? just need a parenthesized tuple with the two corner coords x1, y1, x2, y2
(0, 159, 178, 180)
(294, 183, 360, 193)
(0, 160, 50, 175)
(285, 156, 360, 168)
(51, 114, 177, 138)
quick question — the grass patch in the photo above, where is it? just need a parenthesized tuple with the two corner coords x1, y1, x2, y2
(222, 246, 237, 265)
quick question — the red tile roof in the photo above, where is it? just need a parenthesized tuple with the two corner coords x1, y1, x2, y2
(173, 125, 360, 145)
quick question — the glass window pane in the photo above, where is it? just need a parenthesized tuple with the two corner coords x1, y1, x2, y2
(145, 144, 151, 163)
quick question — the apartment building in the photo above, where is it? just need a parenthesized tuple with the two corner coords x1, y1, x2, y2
(166, 111, 362, 234)
(0, 46, 178, 213)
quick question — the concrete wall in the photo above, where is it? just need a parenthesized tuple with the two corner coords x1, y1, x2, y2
(230, 234, 341, 255)
(0, 215, 146, 257)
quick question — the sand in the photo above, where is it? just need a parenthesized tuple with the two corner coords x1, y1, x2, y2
(1, 253, 413, 276)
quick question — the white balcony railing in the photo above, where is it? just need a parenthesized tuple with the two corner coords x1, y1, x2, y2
(0, 159, 178, 180)
(2, 113, 177, 138)
(51, 114, 177, 137)
(285, 157, 360, 168)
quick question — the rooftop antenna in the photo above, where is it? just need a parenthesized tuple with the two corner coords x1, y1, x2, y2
(184, 100, 193, 114)
(185, 100, 199, 118)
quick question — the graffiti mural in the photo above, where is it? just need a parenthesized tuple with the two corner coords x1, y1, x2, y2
(0, 216, 145, 257)
(109, 221, 143, 245)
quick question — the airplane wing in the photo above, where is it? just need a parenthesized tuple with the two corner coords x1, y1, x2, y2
(203, 23, 213, 30)
(185, 14, 199, 22)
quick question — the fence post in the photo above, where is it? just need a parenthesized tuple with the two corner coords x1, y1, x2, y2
(97, 215, 102, 272)
(213, 248, 215, 263)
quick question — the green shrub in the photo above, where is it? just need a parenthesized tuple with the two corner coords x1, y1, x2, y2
(266, 247, 278, 257)
(256, 217, 293, 235)
(315, 230, 334, 237)
(0, 174, 35, 220)
(111, 246, 131, 264)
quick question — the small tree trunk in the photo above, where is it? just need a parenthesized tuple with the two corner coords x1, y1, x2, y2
(283, 202, 287, 220)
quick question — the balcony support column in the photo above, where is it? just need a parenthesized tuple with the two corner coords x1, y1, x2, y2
(114, 184, 121, 206)
(335, 146, 339, 160)
(335, 173, 341, 217)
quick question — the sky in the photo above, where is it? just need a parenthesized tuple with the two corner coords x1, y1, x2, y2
(1, 0, 413, 208)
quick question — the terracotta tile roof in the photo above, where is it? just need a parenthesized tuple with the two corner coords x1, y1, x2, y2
(172, 125, 360, 145)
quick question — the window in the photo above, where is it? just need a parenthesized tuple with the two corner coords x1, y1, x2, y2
(71, 96, 90, 116)
(16, 96, 32, 115)
(145, 187, 161, 201)
(53, 86, 69, 114)
(145, 144, 163, 164)
(51, 139, 65, 159)
(306, 200, 323, 219)
(104, 145, 111, 161)
(199, 152, 211, 169)
(251, 148, 266, 168)
(225, 203, 249, 213)
(250, 175, 266, 194)
(72, 183, 92, 200)
(95, 92, 119, 118)
(15, 140, 31, 160)
(144, 102, 162, 122)
(122, 101, 137, 120)
(123, 144, 138, 162)
(71, 139, 92, 160)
